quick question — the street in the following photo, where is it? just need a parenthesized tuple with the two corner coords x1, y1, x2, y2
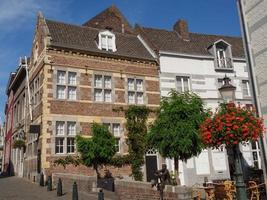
(0, 176, 116, 200)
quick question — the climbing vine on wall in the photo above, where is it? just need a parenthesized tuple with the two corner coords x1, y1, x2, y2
(115, 105, 151, 181)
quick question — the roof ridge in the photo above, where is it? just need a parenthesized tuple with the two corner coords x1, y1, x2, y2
(189, 32, 242, 39)
(142, 26, 242, 39)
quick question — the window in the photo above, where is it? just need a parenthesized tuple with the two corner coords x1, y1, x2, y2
(56, 121, 65, 135)
(67, 122, 76, 135)
(57, 86, 66, 99)
(242, 80, 251, 97)
(213, 40, 233, 70)
(55, 121, 77, 154)
(56, 70, 77, 100)
(57, 71, 66, 84)
(176, 76, 190, 92)
(251, 141, 261, 169)
(98, 31, 116, 52)
(55, 138, 64, 154)
(67, 138, 75, 153)
(68, 87, 77, 100)
(94, 74, 112, 102)
(127, 78, 144, 104)
(103, 123, 121, 153)
(68, 72, 77, 85)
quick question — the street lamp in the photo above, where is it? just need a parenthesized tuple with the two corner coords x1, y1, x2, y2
(218, 75, 236, 103)
(218, 75, 248, 200)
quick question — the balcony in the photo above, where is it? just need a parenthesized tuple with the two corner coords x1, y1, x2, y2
(215, 57, 233, 71)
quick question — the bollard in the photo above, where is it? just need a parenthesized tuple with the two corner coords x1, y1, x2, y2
(47, 176, 52, 191)
(57, 178, 63, 196)
(72, 182, 78, 200)
(39, 172, 44, 186)
(98, 189, 104, 200)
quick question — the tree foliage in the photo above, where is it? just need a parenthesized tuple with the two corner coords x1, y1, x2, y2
(75, 123, 116, 177)
(147, 90, 208, 182)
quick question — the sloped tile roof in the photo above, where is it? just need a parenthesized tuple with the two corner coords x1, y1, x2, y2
(139, 27, 245, 58)
(45, 19, 155, 62)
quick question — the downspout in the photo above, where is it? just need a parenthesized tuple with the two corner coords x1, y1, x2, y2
(236, 0, 267, 184)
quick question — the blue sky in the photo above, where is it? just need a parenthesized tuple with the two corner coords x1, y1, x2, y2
(0, 0, 241, 120)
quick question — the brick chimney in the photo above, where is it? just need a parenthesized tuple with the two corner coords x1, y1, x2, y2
(173, 19, 190, 41)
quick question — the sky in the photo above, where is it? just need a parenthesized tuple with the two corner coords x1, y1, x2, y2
(0, 0, 241, 120)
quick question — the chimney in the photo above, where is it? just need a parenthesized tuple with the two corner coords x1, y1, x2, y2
(173, 19, 190, 41)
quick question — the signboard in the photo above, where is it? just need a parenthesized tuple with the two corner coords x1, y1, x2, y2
(29, 125, 40, 134)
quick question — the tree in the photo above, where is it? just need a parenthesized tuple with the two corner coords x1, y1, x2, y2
(76, 123, 116, 177)
(147, 90, 208, 184)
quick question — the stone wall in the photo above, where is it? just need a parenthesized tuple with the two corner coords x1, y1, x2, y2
(52, 173, 193, 200)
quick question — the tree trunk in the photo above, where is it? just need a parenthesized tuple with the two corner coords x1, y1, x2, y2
(174, 157, 181, 185)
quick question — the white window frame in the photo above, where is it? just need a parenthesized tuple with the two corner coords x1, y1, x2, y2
(56, 70, 77, 101)
(242, 80, 251, 97)
(55, 121, 77, 155)
(98, 30, 117, 52)
(176, 76, 190, 92)
(93, 74, 112, 103)
(127, 78, 145, 105)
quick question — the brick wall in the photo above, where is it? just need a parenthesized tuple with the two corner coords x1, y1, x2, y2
(115, 180, 193, 200)
(51, 173, 193, 200)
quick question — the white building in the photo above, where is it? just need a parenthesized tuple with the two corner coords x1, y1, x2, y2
(137, 19, 262, 185)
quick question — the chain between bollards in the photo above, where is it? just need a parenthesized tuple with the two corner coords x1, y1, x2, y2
(98, 189, 104, 200)
(57, 178, 63, 196)
(72, 181, 78, 200)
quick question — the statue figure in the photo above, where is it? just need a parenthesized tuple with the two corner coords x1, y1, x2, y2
(152, 164, 171, 200)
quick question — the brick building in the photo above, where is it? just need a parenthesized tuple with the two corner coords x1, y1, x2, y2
(4, 6, 160, 181)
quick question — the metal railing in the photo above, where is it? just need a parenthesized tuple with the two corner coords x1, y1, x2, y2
(216, 57, 233, 69)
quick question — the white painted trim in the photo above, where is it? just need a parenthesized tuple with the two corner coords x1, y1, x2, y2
(159, 50, 246, 62)
(137, 35, 157, 58)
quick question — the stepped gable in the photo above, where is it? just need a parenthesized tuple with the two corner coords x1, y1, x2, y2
(83, 5, 133, 34)
(45, 19, 155, 61)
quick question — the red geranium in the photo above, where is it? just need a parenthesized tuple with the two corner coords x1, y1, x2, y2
(200, 103, 265, 148)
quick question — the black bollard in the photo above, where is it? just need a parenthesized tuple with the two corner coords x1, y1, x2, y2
(72, 182, 78, 200)
(98, 189, 104, 200)
(57, 178, 63, 196)
(47, 176, 52, 191)
(39, 172, 44, 186)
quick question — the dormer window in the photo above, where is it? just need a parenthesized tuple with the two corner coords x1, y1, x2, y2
(211, 40, 233, 71)
(98, 30, 116, 52)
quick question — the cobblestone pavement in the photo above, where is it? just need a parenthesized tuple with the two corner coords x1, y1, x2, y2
(0, 176, 116, 200)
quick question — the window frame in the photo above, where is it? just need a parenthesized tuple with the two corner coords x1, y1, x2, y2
(93, 74, 113, 103)
(98, 30, 117, 52)
(242, 80, 251, 98)
(56, 70, 78, 101)
(54, 121, 77, 155)
(127, 78, 145, 105)
(176, 76, 191, 93)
